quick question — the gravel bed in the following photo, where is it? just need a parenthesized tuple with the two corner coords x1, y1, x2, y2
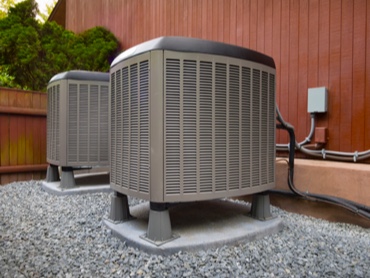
(1, 180, 369, 277)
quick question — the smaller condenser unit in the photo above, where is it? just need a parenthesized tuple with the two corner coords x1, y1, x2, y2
(47, 70, 110, 169)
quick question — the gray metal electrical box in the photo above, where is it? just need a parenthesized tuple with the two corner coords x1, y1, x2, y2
(307, 87, 328, 113)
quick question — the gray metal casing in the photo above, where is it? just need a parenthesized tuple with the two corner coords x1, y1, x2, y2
(47, 70, 109, 167)
(110, 37, 276, 203)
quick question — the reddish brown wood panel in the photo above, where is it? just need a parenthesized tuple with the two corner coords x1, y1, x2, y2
(352, 0, 366, 151)
(317, 0, 330, 133)
(367, 1, 370, 148)
(62, 0, 370, 155)
(288, 0, 299, 140)
(0, 88, 47, 185)
(297, 0, 309, 145)
(340, 0, 354, 152)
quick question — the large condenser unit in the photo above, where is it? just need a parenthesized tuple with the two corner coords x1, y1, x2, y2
(46, 70, 109, 188)
(109, 37, 276, 243)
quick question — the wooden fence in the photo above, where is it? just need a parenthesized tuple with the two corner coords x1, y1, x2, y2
(59, 0, 370, 154)
(0, 87, 47, 185)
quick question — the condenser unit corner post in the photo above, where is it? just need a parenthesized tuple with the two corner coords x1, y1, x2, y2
(46, 70, 110, 189)
(109, 37, 276, 244)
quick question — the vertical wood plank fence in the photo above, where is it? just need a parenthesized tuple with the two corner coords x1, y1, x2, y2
(61, 0, 370, 154)
(0, 87, 47, 185)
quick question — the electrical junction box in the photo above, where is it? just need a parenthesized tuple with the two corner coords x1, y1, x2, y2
(307, 87, 328, 113)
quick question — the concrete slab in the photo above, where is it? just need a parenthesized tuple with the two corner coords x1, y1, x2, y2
(275, 158, 370, 207)
(104, 199, 283, 255)
(41, 172, 112, 196)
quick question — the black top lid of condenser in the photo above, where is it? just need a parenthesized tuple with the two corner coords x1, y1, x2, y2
(48, 70, 109, 84)
(111, 36, 275, 68)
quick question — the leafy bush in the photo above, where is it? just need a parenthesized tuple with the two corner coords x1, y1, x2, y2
(0, 0, 119, 91)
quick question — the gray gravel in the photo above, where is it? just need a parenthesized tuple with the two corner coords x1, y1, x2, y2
(1, 180, 369, 277)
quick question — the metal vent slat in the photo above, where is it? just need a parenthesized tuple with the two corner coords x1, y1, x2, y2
(199, 61, 213, 193)
(68, 84, 78, 162)
(183, 60, 197, 194)
(165, 59, 181, 195)
(268, 74, 276, 183)
(122, 67, 130, 189)
(214, 63, 227, 192)
(241, 67, 251, 188)
(78, 84, 89, 162)
(251, 69, 261, 187)
(89, 85, 99, 161)
(261, 72, 269, 185)
(110, 72, 116, 184)
(139, 61, 150, 194)
(129, 64, 139, 191)
(55, 85, 60, 161)
(99, 85, 109, 162)
(228, 65, 240, 191)
(115, 69, 123, 187)
(47, 87, 51, 159)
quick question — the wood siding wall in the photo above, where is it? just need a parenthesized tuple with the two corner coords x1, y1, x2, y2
(0, 88, 47, 185)
(64, 0, 370, 154)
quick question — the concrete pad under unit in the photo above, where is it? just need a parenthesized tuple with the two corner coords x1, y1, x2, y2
(104, 199, 283, 255)
(41, 172, 111, 196)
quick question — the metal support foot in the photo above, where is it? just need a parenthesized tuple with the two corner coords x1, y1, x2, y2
(146, 202, 173, 243)
(109, 192, 132, 222)
(251, 192, 273, 221)
(60, 167, 76, 189)
(46, 164, 59, 182)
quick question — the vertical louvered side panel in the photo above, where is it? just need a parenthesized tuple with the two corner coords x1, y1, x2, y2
(214, 63, 227, 192)
(110, 72, 116, 184)
(47, 86, 54, 161)
(89, 85, 99, 162)
(241, 67, 251, 188)
(251, 69, 261, 187)
(165, 59, 181, 195)
(111, 60, 150, 194)
(53, 84, 61, 161)
(111, 57, 150, 197)
(228, 65, 240, 191)
(139, 61, 150, 194)
(261, 72, 269, 185)
(47, 86, 59, 162)
(122, 68, 130, 189)
(183, 60, 197, 194)
(199, 61, 213, 193)
(99, 85, 109, 163)
(129, 64, 139, 191)
(163, 54, 275, 201)
(78, 84, 89, 162)
(68, 84, 78, 162)
(55, 85, 60, 162)
(268, 74, 276, 183)
(115, 69, 123, 186)
(47, 87, 51, 160)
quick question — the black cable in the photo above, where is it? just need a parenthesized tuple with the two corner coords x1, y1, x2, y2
(275, 110, 370, 221)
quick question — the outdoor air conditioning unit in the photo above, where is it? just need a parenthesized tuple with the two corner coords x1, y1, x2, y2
(46, 70, 109, 188)
(109, 37, 276, 243)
